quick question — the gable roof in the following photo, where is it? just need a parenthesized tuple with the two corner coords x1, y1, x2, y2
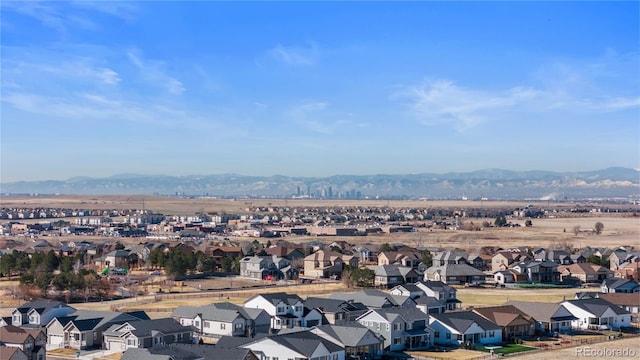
(472, 305, 535, 327)
(16, 300, 71, 314)
(304, 297, 367, 314)
(506, 301, 576, 322)
(246, 331, 342, 357)
(564, 298, 631, 316)
(359, 307, 427, 324)
(431, 311, 501, 332)
(312, 323, 382, 347)
(246, 292, 303, 306)
(0, 325, 34, 344)
(598, 292, 640, 306)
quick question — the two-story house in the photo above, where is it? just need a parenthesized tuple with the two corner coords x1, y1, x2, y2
(238, 330, 345, 360)
(491, 251, 532, 272)
(311, 323, 384, 359)
(423, 263, 487, 285)
(373, 265, 420, 288)
(601, 278, 640, 293)
(304, 298, 368, 325)
(172, 302, 270, 338)
(244, 293, 322, 330)
(357, 307, 433, 352)
(559, 263, 613, 284)
(239, 255, 292, 280)
(304, 249, 353, 279)
(0, 325, 46, 360)
(11, 301, 75, 329)
(510, 260, 560, 283)
(415, 281, 461, 311)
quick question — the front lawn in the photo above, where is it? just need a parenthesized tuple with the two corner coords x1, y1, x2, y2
(478, 344, 538, 355)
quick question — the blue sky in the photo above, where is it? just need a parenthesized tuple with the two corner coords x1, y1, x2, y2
(1, 1, 639, 182)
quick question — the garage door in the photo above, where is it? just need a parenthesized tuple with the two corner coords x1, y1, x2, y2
(48, 335, 64, 350)
(107, 341, 124, 351)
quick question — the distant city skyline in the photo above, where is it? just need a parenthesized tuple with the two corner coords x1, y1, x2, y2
(1, 1, 638, 182)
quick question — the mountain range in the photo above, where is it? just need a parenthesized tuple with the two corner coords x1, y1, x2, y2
(1, 167, 639, 200)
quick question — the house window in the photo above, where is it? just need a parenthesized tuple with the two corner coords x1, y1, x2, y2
(333, 354, 338, 360)
(393, 338, 401, 345)
(127, 339, 135, 346)
(220, 323, 226, 329)
(74, 334, 80, 341)
(386, 323, 390, 331)
(177, 334, 182, 341)
(376, 322, 380, 330)
(446, 333, 451, 339)
(295, 306, 302, 312)
(194, 320, 200, 327)
(204, 321, 211, 328)
(235, 323, 243, 329)
(435, 331, 440, 338)
(38, 355, 43, 360)
(277, 306, 285, 313)
(489, 331, 495, 337)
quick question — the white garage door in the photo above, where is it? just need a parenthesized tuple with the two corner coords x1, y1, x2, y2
(107, 341, 124, 351)
(47, 335, 64, 350)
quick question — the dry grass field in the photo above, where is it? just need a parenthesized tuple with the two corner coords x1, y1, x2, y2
(3, 195, 638, 250)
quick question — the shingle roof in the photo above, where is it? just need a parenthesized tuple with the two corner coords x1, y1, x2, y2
(565, 298, 631, 316)
(506, 301, 576, 322)
(431, 311, 501, 332)
(0, 325, 33, 344)
(313, 322, 382, 347)
(261, 331, 342, 357)
(247, 292, 303, 306)
(473, 305, 535, 327)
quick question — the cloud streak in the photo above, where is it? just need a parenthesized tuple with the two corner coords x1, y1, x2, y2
(127, 49, 185, 95)
(264, 42, 319, 66)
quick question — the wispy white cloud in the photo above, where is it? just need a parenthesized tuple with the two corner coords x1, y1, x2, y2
(264, 42, 319, 66)
(127, 49, 185, 95)
(287, 101, 364, 134)
(2, 1, 138, 33)
(394, 80, 540, 131)
(395, 52, 639, 131)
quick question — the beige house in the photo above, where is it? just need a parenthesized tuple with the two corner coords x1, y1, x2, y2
(304, 249, 356, 278)
(491, 251, 532, 272)
(559, 263, 613, 283)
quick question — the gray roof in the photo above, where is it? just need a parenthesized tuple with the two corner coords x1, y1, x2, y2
(431, 311, 501, 332)
(247, 292, 303, 306)
(249, 331, 342, 357)
(417, 280, 455, 294)
(107, 318, 188, 338)
(360, 307, 428, 324)
(313, 323, 383, 347)
(330, 290, 393, 309)
(425, 263, 487, 277)
(564, 298, 631, 316)
(506, 301, 577, 322)
(17, 300, 71, 314)
(304, 297, 367, 314)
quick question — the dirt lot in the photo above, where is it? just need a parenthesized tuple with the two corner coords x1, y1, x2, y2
(514, 335, 640, 359)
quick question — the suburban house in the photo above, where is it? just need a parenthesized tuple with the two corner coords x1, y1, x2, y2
(614, 262, 640, 280)
(356, 307, 433, 352)
(304, 297, 368, 325)
(331, 290, 415, 309)
(310, 323, 384, 359)
(45, 310, 150, 350)
(389, 284, 425, 299)
(506, 301, 576, 335)
(239, 255, 292, 280)
(472, 305, 536, 341)
(377, 250, 422, 268)
(0, 325, 46, 360)
(423, 263, 487, 285)
(171, 302, 270, 338)
(491, 251, 532, 272)
(102, 318, 192, 351)
(609, 250, 640, 271)
(263, 245, 305, 261)
(429, 311, 502, 346)
(238, 330, 345, 360)
(373, 265, 420, 288)
(559, 263, 613, 284)
(11, 301, 75, 328)
(304, 249, 356, 279)
(122, 345, 258, 360)
(601, 278, 640, 293)
(244, 293, 322, 330)
(432, 250, 469, 266)
(509, 260, 560, 284)
(598, 293, 640, 314)
(0, 347, 30, 360)
(209, 246, 243, 262)
(535, 249, 573, 265)
(415, 281, 461, 311)
(561, 298, 632, 330)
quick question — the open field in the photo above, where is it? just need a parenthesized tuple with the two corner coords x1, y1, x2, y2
(513, 335, 640, 359)
(457, 286, 590, 308)
(3, 195, 638, 249)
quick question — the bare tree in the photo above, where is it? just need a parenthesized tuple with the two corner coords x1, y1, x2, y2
(573, 225, 581, 236)
(594, 222, 604, 235)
